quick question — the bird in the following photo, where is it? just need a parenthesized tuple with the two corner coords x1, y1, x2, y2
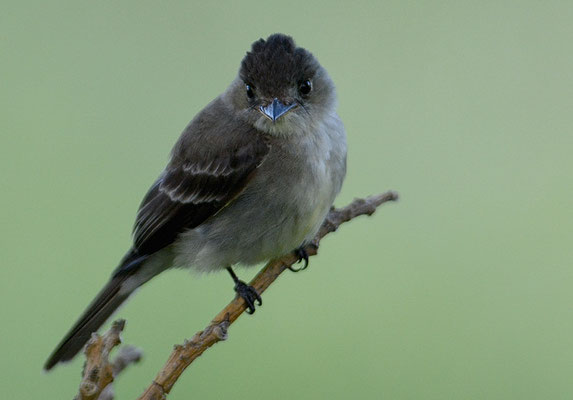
(44, 33, 347, 371)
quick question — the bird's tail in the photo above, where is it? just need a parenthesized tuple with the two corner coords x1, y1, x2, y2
(44, 253, 149, 371)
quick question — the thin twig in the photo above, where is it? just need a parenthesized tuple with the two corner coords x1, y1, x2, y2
(137, 191, 398, 400)
(98, 346, 143, 400)
(74, 320, 143, 400)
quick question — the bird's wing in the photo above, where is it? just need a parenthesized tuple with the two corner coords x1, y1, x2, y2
(131, 102, 270, 257)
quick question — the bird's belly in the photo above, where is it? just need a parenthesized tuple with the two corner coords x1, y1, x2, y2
(254, 183, 332, 259)
(173, 162, 335, 272)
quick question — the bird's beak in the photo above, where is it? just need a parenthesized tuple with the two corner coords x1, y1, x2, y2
(259, 98, 297, 122)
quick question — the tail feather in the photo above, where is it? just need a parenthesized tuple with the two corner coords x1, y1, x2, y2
(44, 275, 133, 371)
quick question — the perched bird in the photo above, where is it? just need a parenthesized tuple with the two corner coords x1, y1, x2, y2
(44, 33, 347, 370)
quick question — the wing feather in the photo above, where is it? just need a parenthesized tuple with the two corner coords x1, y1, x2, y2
(131, 103, 270, 256)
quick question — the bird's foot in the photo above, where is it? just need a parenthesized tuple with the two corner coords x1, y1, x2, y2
(234, 280, 262, 314)
(289, 245, 313, 272)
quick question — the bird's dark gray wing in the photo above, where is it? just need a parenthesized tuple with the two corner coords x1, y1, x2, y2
(130, 100, 270, 258)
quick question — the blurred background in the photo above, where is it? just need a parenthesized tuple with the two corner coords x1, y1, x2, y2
(2, 1, 573, 399)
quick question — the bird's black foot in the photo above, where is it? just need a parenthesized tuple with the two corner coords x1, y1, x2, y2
(289, 246, 311, 272)
(234, 280, 262, 314)
(226, 267, 262, 314)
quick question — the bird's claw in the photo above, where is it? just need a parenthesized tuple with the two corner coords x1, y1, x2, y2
(234, 280, 262, 314)
(289, 246, 310, 272)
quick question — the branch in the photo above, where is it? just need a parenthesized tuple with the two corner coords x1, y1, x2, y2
(74, 320, 143, 400)
(137, 191, 398, 400)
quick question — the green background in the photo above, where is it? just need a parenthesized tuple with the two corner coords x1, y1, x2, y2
(2, 1, 573, 399)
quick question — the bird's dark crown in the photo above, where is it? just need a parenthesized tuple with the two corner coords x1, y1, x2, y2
(239, 34, 318, 96)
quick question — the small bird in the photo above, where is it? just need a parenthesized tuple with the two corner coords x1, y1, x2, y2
(44, 33, 347, 371)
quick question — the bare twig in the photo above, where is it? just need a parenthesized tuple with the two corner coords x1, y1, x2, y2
(137, 191, 398, 400)
(74, 320, 143, 400)
(97, 345, 143, 400)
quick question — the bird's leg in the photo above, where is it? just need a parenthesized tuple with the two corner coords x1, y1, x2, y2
(288, 244, 314, 272)
(226, 267, 262, 314)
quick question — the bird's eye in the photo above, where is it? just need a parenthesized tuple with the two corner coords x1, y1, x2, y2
(299, 80, 312, 96)
(246, 84, 255, 99)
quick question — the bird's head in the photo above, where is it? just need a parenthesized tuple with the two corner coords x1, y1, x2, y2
(225, 34, 337, 136)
